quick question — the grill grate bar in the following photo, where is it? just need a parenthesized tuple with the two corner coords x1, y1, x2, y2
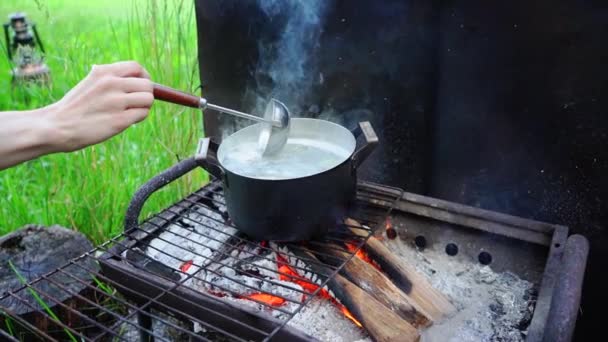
(187, 190, 229, 208)
(192, 187, 225, 199)
(64, 256, 255, 342)
(123, 230, 303, 312)
(1, 181, 400, 342)
(20, 276, 136, 342)
(262, 187, 401, 341)
(264, 227, 377, 341)
(0, 328, 20, 342)
(125, 181, 392, 341)
(0, 238, 118, 301)
(163, 200, 352, 275)
(177, 198, 233, 226)
(101, 244, 220, 340)
(1, 305, 59, 341)
(97, 242, 275, 339)
(106, 237, 295, 317)
(96, 308, 171, 342)
(130, 224, 325, 299)
(46, 269, 203, 342)
(146, 206, 341, 276)
(3, 264, 188, 342)
(4, 291, 89, 341)
(0, 233, 270, 341)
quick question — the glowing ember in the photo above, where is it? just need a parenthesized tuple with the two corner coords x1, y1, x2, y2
(242, 293, 286, 307)
(276, 253, 363, 328)
(205, 289, 286, 307)
(257, 241, 269, 255)
(385, 217, 397, 240)
(180, 260, 193, 272)
(345, 243, 382, 272)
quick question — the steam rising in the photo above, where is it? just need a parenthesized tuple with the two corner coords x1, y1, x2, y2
(223, 0, 372, 138)
(250, 0, 328, 116)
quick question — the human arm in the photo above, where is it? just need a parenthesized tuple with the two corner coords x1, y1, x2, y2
(0, 61, 153, 170)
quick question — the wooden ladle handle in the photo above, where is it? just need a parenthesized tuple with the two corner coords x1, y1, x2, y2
(153, 83, 201, 108)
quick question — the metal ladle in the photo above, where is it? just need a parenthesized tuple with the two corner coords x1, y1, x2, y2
(152, 83, 290, 155)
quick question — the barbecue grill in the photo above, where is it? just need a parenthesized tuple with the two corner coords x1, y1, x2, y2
(0, 0, 595, 340)
(0, 169, 400, 341)
(0, 161, 588, 341)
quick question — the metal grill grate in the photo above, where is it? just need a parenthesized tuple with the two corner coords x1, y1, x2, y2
(0, 180, 402, 342)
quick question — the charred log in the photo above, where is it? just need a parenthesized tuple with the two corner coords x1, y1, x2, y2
(346, 218, 456, 320)
(311, 242, 432, 328)
(290, 248, 420, 342)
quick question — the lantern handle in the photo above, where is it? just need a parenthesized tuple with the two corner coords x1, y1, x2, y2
(3, 23, 11, 60)
(31, 23, 45, 54)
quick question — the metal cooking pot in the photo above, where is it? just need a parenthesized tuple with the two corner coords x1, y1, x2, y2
(196, 119, 378, 241)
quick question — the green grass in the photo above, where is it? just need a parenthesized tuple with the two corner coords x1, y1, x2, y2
(8, 260, 78, 341)
(0, 0, 207, 244)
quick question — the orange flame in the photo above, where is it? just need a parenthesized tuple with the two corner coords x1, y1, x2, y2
(242, 293, 286, 307)
(276, 253, 363, 328)
(206, 289, 286, 307)
(345, 243, 382, 272)
(340, 305, 363, 328)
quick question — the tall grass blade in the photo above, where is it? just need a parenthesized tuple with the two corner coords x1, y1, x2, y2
(8, 260, 78, 342)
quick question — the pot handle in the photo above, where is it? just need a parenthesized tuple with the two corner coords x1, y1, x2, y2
(195, 138, 227, 181)
(351, 121, 379, 168)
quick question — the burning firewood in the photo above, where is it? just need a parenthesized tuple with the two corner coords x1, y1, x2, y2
(331, 273, 420, 342)
(345, 218, 456, 321)
(290, 248, 421, 342)
(311, 242, 432, 328)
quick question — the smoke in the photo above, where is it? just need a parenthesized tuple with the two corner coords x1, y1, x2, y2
(217, 0, 329, 138)
(248, 0, 328, 118)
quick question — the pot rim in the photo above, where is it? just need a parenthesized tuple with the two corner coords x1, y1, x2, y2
(217, 118, 356, 181)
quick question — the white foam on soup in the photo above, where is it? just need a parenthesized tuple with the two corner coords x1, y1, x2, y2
(219, 138, 351, 180)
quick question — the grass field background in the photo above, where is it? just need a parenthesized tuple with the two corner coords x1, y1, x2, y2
(0, 0, 207, 244)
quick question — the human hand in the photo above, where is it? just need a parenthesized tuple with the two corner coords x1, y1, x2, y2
(45, 61, 153, 152)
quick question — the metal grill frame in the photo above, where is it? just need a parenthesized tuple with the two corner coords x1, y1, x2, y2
(99, 173, 402, 342)
(0, 165, 401, 342)
(0, 159, 588, 342)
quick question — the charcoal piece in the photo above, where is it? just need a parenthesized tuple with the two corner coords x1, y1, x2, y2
(0, 225, 97, 315)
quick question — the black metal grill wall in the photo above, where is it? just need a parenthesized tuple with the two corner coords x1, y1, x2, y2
(194, 2, 608, 340)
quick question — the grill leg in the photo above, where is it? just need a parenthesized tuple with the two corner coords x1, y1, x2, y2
(138, 308, 154, 342)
